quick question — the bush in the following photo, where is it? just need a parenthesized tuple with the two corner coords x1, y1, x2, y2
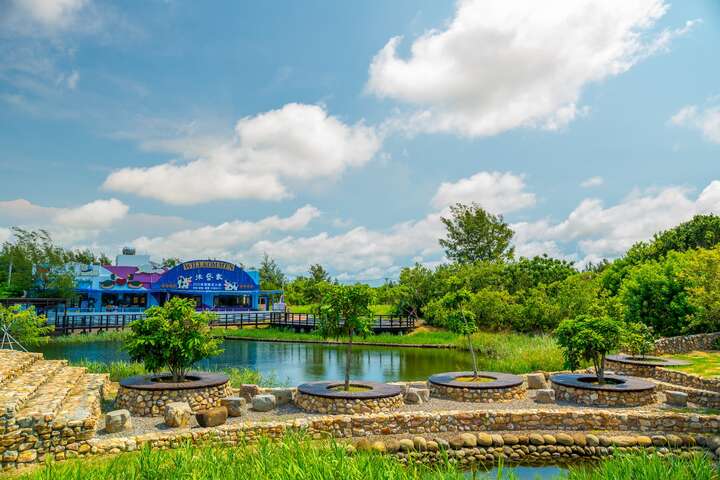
(621, 322, 655, 358)
(124, 298, 222, 382)
(0, 304, 53, 349)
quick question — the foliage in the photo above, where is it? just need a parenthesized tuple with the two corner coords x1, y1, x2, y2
(161, 257, 181, 269)
(620, 322, 655, 358)
(0, 304, 53, 348)
(392, 263, 435, 318)
(316, 284, 373, 390)
(284, 264, 333, 305)
(567, 452, 719, 480)
(503, 255, 576, 294)
(124, 298, 222, 382)
(65, 248, 112, 265)
(439, 203, 515, 263)
(554, 314, 623, 383)
(682, 246, 720, 333)
(259, 253, 286, 290)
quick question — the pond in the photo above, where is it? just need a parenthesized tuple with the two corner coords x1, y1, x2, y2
(472, 465, 566, 479)
(37, 339, 476, 385)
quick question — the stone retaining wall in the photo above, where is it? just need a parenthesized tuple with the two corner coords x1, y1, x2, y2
(115, 382, 232, 417)
(655, 332, 720, 354)
(4, 406, 720, 470)
(552, 383, 655, 407)
(429, 383, 526, 403)
(294, 391, 403, 414)
(655, 368, 720, 393)
(605, 359, 658, 378)
(654, 381, 720, 409)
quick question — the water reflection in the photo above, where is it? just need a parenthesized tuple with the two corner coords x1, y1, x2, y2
(38, 339, 473, 385)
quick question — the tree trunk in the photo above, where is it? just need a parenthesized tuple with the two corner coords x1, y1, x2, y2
(467, 333, 479, 378)
(344, 330, 353, 391)
(597, 353, 606, 384)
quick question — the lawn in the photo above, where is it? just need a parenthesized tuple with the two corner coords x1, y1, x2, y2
(665, 351, 720, 378)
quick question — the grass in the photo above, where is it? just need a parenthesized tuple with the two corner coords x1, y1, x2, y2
(72, 360, 284, 387)
(29, 330, 128, 345)
(287, 304, 394, 315)
(665, 351, 720, 378)
(8, 436, 719, 480)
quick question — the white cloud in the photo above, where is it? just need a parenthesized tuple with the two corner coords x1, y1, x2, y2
(54, 199, 128, 229)
(580, 176, 604, 188)
(131, 205, 321, 259)
(103, 103, 381, 205)
(431, 171, 536, 213)
(65, 70, 79, 89)
(513, 181, 720, 264)
(8, 0, 89, 29)
(367, 0, 689, 137)
(671, 104, 720, 144)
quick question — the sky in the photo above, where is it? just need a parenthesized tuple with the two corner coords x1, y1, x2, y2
(0, 0, 719, 283)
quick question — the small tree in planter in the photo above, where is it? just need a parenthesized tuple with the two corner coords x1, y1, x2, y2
(554, 314, 623, 384)
(621, 322, 655, 358)
(316, 284, 373, 391)
(124, 297, 222, 382)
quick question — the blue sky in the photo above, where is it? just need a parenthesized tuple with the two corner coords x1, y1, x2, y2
(1, 0, 719, 282)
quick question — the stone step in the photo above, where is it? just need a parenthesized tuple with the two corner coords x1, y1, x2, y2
(0, 359, 67, 421)
(0, 351, 42, 388)
(14, 366, 87, 425)
(55, 373, 107, 426)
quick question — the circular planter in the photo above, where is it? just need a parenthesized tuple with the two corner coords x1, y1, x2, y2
(606, 354, 690, 378)
(428, 371, 526, 402)
(116, 372, 232, 416)
(550, 373, 656, 407)
(295, 381, 403, 414)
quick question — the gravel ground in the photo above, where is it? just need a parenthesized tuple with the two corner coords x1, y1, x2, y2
(96, 389, 699, 440)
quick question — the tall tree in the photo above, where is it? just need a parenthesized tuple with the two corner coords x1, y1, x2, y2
(259, 253, 286, 290)
(439, 203, 514, 264)
(309, 264, 330, 283)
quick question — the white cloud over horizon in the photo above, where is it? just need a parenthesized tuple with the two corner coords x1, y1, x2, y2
(431, 171, 536, 213)
(671, 103, 720, 144)
(102, 103, 382, 205)
(367, 0, 693, 137)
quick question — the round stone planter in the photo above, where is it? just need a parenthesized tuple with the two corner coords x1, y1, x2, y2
(606, 354, 690, 378)
(116, 372, 232, 416)
(295, 381, 403, 414)
(550, 373, 656, 407)
(428, 371, 526, 402)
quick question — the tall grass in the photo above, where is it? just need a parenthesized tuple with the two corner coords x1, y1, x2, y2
(567, 452, 719, 480)
(72, 360, 283, 387)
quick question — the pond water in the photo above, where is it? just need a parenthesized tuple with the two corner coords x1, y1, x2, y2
(470, 465, 566, 479)
(38, 339, 475, 385)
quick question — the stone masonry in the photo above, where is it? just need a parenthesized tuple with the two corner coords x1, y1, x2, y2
(115, 382, 232, 417)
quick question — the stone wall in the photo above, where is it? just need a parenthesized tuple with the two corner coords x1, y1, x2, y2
(654, 381, 720, 409)
(115, 382, 232, 416)
(295, 391, 403, 414)
(429, 383, 526, 403)
(655, 332, 720, 354)
(655, 368, 720, 393)
(5, 406, 720, 470)
(552, 383, 655, 407)
(605, 359, 658, 378)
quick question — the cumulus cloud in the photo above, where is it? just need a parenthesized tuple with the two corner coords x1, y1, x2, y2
(131, 205, 321, 259)
(367, 0, 690, 137)
(431, 171, 536, 213)
(580, 176, 604, 188)
(513, 181, 720, 265)
(671, 104, 720, 144)
(103, 103, 382, 205)
(6, 0, 89, 29)
(54, 199, 128, 229)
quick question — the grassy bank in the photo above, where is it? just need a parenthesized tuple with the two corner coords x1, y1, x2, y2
(287, 304, 394, 315)
(72, 360, 283, 387)
(9, 436, 718, 480)
(666, 351, 720, 378)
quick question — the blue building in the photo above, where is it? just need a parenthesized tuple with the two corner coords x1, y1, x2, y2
(69, 251, 282, 312)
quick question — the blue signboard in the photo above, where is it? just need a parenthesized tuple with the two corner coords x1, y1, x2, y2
(152, 260, 258, 292)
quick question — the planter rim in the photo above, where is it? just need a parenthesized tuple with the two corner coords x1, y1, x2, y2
(606, 354, 691, 367)
(550, 373, 655, 392)
(119, 371, 229, 391)
(428, 371, 523, 390)
(297, 381, 402, 399)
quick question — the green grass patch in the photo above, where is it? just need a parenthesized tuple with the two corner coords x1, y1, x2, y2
(72, 360, 283, 387)
(287, 304, 394, 315)
(665, 351, 720, 378)
(567, 452, 718, 480)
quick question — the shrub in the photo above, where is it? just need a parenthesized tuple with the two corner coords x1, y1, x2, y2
(0, 304, 53, 349)
(554, 314, 623, 384)
(124, 297, 222, 382)
(621, 322, 655, 358)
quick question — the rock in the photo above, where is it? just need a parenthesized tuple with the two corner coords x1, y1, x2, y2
(104, 409, 132, 433)
(449, 435, 465, 449)
(572, 433, 587, 447)
(399, 438, 415, 452)
(413, 436, 427, 451)
(636, 436, 653, 447)
(195, 406, 228, 427)
(652, 435, 667, 446)
(612, 436, 637, 447)
(404, 388, 423, 404)
(529, 433, 545, 445)
(164, 402, 193, 428)
(665, 390, 688, 407)
(556, 433, 574, 446)
(416, 388, 431, 402)
(252, 394, 276, 412)
(535, 389, 555, 404)
(542, 434, 557, 445)
(476, 433, 493, 447)
(17, 450, 37, 463)
(586, 434, 599, 447)
(385, 439, 400, 453)
(371, 441, 387, 453)
(220, 397, 246, 417)
(355, 439, 371, 451)
(502, 434, 519, 446)
(264, 388, 294, 405)
(667, 434, 683, 447)
(461, 433, 478, 447)
(426, 440, 439, 452)
(491, 434, 504, 447)
(526, 373, 547, 389)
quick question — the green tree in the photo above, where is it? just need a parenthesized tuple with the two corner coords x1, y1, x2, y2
(161, 257, 182, 269)
(124, 297, 222, 382)
(259, 254, 286, 290)
(621, 322, 655, 358)
(468, 288, 519, 332)
(439, 203, 515, 264)
(554, 314, 623, 384)
(681, 246, 720, 333)
(0, 304, 53, 349)
(394, 263, 434, 319)
(316, 284, 373, 391)
(504, 255, 577, 294)
(309, 264, 330, 283)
